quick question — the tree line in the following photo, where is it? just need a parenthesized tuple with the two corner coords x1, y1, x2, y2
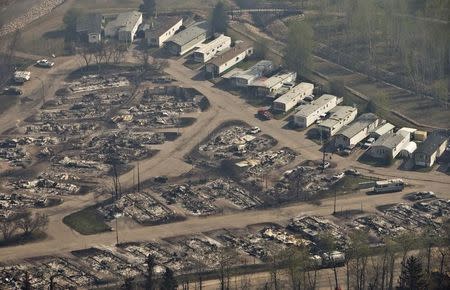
(0, 210, 49, 245)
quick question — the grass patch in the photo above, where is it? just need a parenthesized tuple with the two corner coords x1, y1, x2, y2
(63, 206, 110, 235)
(327, 175, 377, 196)
(179, 117, 197, 127)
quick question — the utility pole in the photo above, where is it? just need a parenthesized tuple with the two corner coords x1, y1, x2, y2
(333, 188, 337, 215)
(115, 215, 119, 245)
(137, 161, 140, 192)
(320, 129, 326, 173)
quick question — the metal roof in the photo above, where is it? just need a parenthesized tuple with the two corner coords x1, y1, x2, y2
(106, 11, 142, 33)
(295, 94, 336, 117)
(195, 34, 230, 54)
(274, 82, 314, 104)
(146, 16, 182, 36)
(415, 133, 448, 156)
(372, 132, 407, 149)
(208, 42, 253, 67)
(166, 21, 208, 47)
(319, 106, 357, 129)
(251, 71, 296, 89)
(337, 113, 379, 138)
(372, 123, 395, 136)
(230, 60, 273, 81)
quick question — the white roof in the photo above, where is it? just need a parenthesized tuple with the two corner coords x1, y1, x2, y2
(400, 141, 417, 154)
(252, 71, 296, 89)
(195, 34, 230, 54)
(274, 82, 314, 104)
(372, 132, 407, 149)
(106, 11, 142, 32)
(397, 127, 417, 137)
(295, 94, 336, 117)
(373, 122, 395, 136)
(319, 106, 357, 128)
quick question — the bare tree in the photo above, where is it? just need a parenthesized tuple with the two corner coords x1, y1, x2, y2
(0, 217, 18, 241)
(16, 211, 49, 236)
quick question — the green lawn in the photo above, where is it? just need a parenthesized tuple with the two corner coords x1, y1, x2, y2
(329, 175, 377, 196)
(63, 207, 110, 235)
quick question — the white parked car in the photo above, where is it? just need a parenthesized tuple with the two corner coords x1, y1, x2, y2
(248, 126, 261, 134)
(36, 59, 54, 68)
(362, 137, 376, 149)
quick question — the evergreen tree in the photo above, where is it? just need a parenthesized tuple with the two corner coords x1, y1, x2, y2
(160, 267, 177, 290)
(209, 1, 228, 34)
(141, 0, 156, 17)
(283, 20, 313, 76)
(397, 256, 428, 290)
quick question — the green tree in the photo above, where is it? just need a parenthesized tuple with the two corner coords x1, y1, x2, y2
(160, 268, 177, 290)
(141, 0, 156, 17)
(209, 1, 228, 34)
(254, 39, 269, 59)
(283, 20, 313, 76)
(397, 256, 428, 290)
(63, 8, 81, 42)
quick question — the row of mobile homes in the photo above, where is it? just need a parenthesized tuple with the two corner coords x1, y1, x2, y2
(228, 60, 273, 87)
(293, 94, 341, 128)
(250, 71, 297, 98)
(104, 11, 143, 43)
(272, 82, 314, 113)
(334, 113, 380, 149)
(205, 42, 254, 77)
(369, 132, 410, 160)
(165, 21, 209, 56)
(145, 17, 183, 47)
(317, 106, 358, 137)
(193, 34, 232, 63)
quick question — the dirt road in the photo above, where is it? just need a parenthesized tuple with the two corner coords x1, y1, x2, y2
(0, 57, 449, 263)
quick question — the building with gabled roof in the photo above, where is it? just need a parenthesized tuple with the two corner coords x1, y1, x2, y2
(193, 34, 232, 63)
(334, 113, 380, 149)
(317, 106, 358, 137)
(293, 94, 342, 128)
(414, 133, 448, 167)
(205, 42, 254, 76)
(165, 21, 209, 55)
(272, 82, 314, 113)
(145, 17, 183, 47)
(369, 132, 410, 160)
(105, 11, 142, 42)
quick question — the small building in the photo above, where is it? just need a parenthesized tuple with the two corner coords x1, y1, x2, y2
(105, 11, 143, 42)
(370, 122, 395, 139)
(145, 17, 183, 47)
(399, 141, 417, 158)
(293, 94, 342, 128)
(205, 42, 254, 77)
(228, 60, 273, 87)
(193, 34, 232, 63)
(250, 71, 297, 98)
(397, 127, 417, 141)
(369, 132, 410, 160)
(317, 106, 358, 137)
(272, 82, 314, 113)
(334, 113, 380, 149)
(76, 13, 103, 43)
(414, 133, 448, 167)
(165, 21, 209, 56)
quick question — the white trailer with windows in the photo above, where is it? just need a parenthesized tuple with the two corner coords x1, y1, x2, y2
(293, 94, 341, 128)
(193, 34, 231, 63)
(13, 71, 31, 83)
(272, 82, 314, 113)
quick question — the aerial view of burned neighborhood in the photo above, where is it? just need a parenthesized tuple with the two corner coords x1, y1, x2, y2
(0, 0, 449, 289)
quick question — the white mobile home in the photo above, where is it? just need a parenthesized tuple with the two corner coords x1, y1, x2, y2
(317, 106, 358, 137)
(165, 21, 209, 56)
(193, 34, 231, 63)
(272, 82, 314, 113)
(414, 133, 448, 167)
(334, 113, 380, 149)
(250, 71, 297, 97)
(105, 11, 142, 42)
(229, 60, 273, 87)
(370, 122, 395, 139)
(145, 17, 183, 47)
(205, 42, 253, 76)
(293, 94, 341, 128)
(369, 132, 410, 160)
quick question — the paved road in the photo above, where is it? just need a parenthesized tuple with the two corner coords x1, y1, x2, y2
(0, 57, 449, 263)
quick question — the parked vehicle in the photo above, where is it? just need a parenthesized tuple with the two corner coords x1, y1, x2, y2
(317, 161, 330, 170)
(36, 59, 54, 68)
(2, 87, 23, 95)
(373, 179, 404, 193)
(248, 126, 261, 134)
(257, 109, 272, 120)
(362, 137, 376, 149)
